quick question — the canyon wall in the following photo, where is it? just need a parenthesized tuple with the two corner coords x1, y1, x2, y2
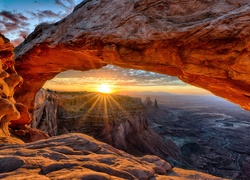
(29, 90, 180, 157)
(14, 0, 250, 111)
(32, 91, 180, 160)
(28, 89, 247, 179)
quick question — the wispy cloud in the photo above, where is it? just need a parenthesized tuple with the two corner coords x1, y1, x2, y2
(0, 10, 30, 39)
(28, 0, 77, 21)
(28, 10, 62, 20)
(55, 0, 76, 9)
(0, 11, 28, 23)
(11, 37, 24, 47)
(18, 30, 29, 39)
(50, 65, 185, 87)
(55, 0, 69, 9)
(55, 0, 76, 16)
(0, 0, 80, 46)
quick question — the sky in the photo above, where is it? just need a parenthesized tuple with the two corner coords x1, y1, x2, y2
(43, 65, 212, 95)
(0, 0, 211, 95)
(0, 0, 81, 46)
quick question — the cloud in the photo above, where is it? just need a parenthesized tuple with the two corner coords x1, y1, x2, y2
(18, 30, 29, 38)
(52, 65, 185, 87)
(55, 0, 76, 15)
(28, 10, 62, 20)
(55, 0, 76, 9)
(0, 1, 79, 46)
(0, 11, 30, 34)
(0, 11, 31, 46)
(28, 0, 77, 21)
(11, 37, 24, 47)
(55, 0, 69, 9)
(0, 11, 28, 23)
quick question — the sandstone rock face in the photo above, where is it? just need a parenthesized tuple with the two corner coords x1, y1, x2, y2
(31, 89, 59, 136)
(14, 0, 250, 111)
(10, 103, 31, 127)
(32, 90, 179, 159)
(0, 133, 227, 180)
(56, 91, 180, 160)
(0, 34, 24, 137)
(10, 125, 49, 143)
(0, 34, 42, 142)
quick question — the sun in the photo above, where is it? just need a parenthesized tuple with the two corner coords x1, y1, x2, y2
(98, 83, 112, 94)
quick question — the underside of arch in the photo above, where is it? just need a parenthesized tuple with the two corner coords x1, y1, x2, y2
(14, 0, 250, 111)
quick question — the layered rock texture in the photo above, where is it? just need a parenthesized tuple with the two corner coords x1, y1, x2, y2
(0, 34, 27, 139)
(0, 133, 227, 180)
(32, 89, 59, 136)
(0, 34, 48, 143)
(0, 35, 229, 180)
(15, 0, 250, 110)
(36, 91, 179, 160)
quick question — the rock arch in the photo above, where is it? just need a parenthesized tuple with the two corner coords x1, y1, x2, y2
(15, 0, 250, 111)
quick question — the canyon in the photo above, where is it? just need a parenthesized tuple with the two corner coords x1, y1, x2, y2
(31, 89, 250, 180)
(1, 0, 250, 179)
(32, 89, 180, 161)
(143, 94, 250, 180)
(0, 35, 227, 179)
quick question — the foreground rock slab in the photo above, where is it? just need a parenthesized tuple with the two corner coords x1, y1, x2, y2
(0, 133, 226, 180)
(15, 0, 250, 110)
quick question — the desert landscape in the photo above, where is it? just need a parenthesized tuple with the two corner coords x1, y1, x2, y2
(1, 0, 250, 179)
(31, 89, 250, 179)
(140, 93, 250, 179)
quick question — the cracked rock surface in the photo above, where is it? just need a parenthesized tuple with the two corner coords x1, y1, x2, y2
(0, 133, 227, 180)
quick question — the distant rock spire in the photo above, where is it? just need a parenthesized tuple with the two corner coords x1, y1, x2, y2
(143, 97, 152, 108)
(154, 99, 159, 109)
(143, 97, 159, 109)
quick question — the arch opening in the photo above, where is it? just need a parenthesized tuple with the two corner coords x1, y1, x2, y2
(42, 65, 211, 96)
(7, 0, 250, 178)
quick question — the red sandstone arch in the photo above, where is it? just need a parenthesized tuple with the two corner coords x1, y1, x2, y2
(15, 0, 250, 111)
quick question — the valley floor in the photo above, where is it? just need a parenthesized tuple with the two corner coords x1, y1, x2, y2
(142, 94, 250, 180)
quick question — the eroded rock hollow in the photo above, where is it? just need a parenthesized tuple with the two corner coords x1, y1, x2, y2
(0, 34, 29, 138)
(14, 0, 250, 111)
